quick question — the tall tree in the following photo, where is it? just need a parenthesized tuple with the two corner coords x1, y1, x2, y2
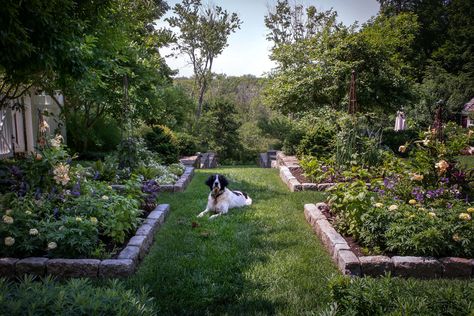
(166, 0, 241, 118)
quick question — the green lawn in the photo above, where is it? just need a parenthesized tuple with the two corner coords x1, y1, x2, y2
(457, 155, 474, 170)
(128, 167, 337, 315)
(2, 166, 472, 315)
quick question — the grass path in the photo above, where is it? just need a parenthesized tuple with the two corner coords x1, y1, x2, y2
(128, 167, 338, 315)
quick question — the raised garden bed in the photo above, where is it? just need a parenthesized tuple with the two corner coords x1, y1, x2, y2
(304, 203, 474, 278)
(0, 204, 170, 279)
(276, 152, 334, 192)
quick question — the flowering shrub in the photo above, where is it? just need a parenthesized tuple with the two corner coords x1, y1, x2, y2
(0, 136, 144, 259)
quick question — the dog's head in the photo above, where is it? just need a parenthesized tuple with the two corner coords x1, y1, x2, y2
(205, 174, 228, 194)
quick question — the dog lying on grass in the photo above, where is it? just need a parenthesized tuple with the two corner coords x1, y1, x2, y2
(197, 174, 252, 220)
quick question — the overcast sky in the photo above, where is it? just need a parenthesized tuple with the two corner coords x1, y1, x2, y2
(159, 0, 380, 77)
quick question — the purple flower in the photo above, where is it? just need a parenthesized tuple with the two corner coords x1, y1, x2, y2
(71, 182, 81, 197)
(34, 187, 42, 200)
(93, 171, 100, 180)
(321, 165, 328, 173)
(440, 177, 449, 184)
(53, 208, 59, 220)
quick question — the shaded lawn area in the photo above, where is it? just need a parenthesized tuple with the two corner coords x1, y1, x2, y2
(128, 167, 337, 315)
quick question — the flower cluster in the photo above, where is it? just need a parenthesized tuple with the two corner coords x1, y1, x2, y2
(53, 163, 70, 186)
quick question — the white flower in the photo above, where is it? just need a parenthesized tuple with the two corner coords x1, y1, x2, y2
(39, 119, 49, 133)
(435, 160, 449, 175)
(398, 145, 407, 153)
(53, 163, 70, 186)
(428, 212, 437, 218)
(47, 242, 57, 250)
(101, 195, 109, 201)
(2, 215, 13, 224)
(410, 173, 424, 181)
(90, 217, 98, 224)
(50, 134, 63, 148)
(75, 216, 82, 222)
(374, 203, 384, 208)
(4, 237, 15, 246)
(459, 213, 471, 221)
(25, 210, 32, 215)
(29, 228, 39, 236)
(388, 205, 398, 211)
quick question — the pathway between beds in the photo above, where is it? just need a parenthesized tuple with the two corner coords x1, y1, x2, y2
(128, 166, 338, 315)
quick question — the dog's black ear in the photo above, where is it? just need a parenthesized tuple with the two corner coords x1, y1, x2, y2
(205, 175, 215, 189)
(218, 175, 228, 188)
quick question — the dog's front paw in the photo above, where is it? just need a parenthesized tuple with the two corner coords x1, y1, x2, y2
(197, 212, 205, 218)
(209, 214, 220, 220)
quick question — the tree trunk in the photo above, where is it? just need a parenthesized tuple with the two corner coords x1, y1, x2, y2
(196, 79, 207, 119)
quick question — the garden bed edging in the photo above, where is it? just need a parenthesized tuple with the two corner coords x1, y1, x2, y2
(0, 204, 170, 279)
(276, 152, 334, 192)
(304, 203, 474, 278)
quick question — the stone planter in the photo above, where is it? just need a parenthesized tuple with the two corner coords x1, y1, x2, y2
(111, 167, 194, 193)
(0, 204, 170, 279)
(304, 203, 474, 278)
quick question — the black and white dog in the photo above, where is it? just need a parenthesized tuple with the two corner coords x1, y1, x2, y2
(197, 174, 252, 220)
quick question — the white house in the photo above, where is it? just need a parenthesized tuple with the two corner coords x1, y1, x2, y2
(0, 91, 65, 158)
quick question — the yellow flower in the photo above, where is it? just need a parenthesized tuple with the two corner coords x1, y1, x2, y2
(398, 145, 407, 153)
(2, 215, 13, 224)
(75, 216, 82, 222)
(408, 199, 417, 205)
(452, 234, 461, 242)
(388, 204, 398, 211)
(410, 173, 424, 181)
(90, 217, 98, 224)
(428, 212, 437, 218)
(435, 160, 449, 175)
(374, 203, 384, 208)
(422, 139, 430, 146)
(467, 207, 474, 213)
(29, 228, 39, 236)
(418, 207, 426, 212)
(47, 242, 57, 250)
(4, 237, 15, 246)
(459, 213, 471, 221)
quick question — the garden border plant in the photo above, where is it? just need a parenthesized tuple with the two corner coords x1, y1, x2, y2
(304, 203, 474, 278)
(0, 204, 170, 279)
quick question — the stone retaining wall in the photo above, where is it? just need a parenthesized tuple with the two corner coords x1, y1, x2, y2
(159, 166, 194, 192)
(0, 204, 170, 279)
(304, 203, 474, 278)
(276, 152, 334, 192)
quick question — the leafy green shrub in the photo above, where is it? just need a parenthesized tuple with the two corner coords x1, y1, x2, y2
(67, 114, 122, 155)
(329, 275, 474, 316)
(296, 124, 336, 158)
(0, 276, 156, 315)
(381, 128, 418, 156)
(175, 131, 199, 156)
(144, 125, 179, 164)
(117, 137, 156, 170)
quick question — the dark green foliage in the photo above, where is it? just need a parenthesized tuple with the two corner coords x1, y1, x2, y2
(117, 137, 155, 170)
(296, 124, 336, 158)
(174, 131, 199, 156)
(381, 129, 419, 155)
(329, 275, 474, 315)
(67, 114, 122, 156)
(0, 276, 156, 316)
(198, 99, 243, 162)
(144, 125, 179, 164)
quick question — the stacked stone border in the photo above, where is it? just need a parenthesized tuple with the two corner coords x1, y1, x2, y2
(276, 152, 334, 192)
(0, 204, 170, 279)
(159, 166, 195, 192)
(304, 203, 474, 278)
